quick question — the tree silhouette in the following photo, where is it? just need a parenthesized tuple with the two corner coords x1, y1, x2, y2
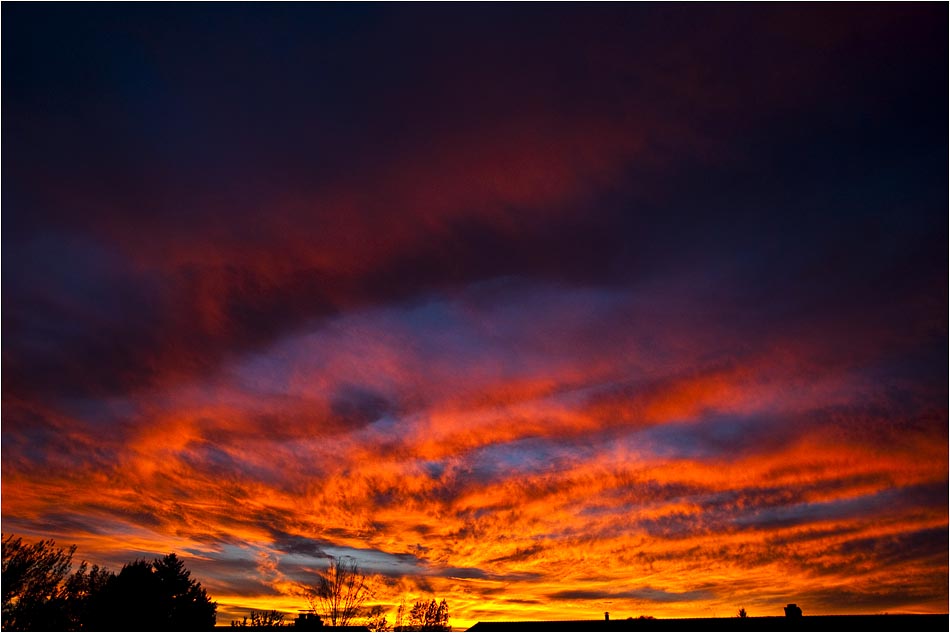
(85, 554, 216, 630)
(304, 558, 372, 627)
(397, 599, 449, 631)
(63, 560, 114, 627)
(2, 535, 216, 631)
(2, 535, 76, 630)
(737, 607, 748, 618)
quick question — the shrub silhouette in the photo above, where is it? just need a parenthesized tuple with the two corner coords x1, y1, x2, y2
(231, 609, 286, 628)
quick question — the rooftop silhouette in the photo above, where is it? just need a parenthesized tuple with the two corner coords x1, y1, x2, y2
(467, 614, 948, 632)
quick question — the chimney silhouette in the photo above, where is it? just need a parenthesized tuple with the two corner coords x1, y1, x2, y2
(605, 612, 610, 621)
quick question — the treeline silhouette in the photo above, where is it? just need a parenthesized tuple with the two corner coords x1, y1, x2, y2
(2, 534, 216, 631)
(3, 536, 453, 632)
(395, 599, 450, 631)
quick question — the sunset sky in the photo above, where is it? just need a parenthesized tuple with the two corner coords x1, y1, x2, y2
(2, 4, 947, 627)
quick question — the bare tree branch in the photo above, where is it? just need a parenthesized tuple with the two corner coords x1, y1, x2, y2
(304, 557, 372, 627)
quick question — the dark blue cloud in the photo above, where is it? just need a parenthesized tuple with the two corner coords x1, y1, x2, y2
(547, 587, 714, 603)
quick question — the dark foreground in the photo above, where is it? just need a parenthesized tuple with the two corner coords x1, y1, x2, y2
(467, 614, 949, 631)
